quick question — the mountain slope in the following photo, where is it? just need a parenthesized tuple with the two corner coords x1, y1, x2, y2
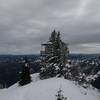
(0, 73, 100, 100)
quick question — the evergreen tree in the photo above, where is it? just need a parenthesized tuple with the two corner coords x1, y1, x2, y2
(54, 32, 61, 63)
(56, 88, 67, 100)
(19, 56, 31, 86)
(64, 62, 87, 85)
(40, 30, 69, 79)
(54, 32, 69, 77)
(62, 43, 69, 67)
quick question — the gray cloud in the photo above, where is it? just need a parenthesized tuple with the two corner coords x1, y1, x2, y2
(0, 0, 100, 54)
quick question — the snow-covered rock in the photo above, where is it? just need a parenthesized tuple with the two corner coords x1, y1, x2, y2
(0, 73, 100, 100)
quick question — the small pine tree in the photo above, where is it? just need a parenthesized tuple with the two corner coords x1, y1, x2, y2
(19, 56, 31, 86)
(56, 88, 67, 100)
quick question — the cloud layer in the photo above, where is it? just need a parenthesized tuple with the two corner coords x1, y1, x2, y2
(0, 0, 100, 54)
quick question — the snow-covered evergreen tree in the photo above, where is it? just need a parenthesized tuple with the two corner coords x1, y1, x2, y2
(40, 30, 87, 86)
(56, 88, 67, 100)
(40, 30, 69, 79)
(19, 56, 31, 86)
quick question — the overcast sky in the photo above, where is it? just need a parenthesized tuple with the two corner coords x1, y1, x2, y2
(0, 0, 100, 54)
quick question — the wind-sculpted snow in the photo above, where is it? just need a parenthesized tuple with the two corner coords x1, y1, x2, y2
(0, 73, 100, 100)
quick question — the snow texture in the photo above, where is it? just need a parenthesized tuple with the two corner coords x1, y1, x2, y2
(0, 73, 100, 100)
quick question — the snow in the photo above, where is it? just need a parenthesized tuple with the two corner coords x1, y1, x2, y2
(66, 64, 71, 68)
(87, 71, 100, 81)
(0, 73, 100, 100)
(25, 63, 28, 67)
(34, 59, 41, 63)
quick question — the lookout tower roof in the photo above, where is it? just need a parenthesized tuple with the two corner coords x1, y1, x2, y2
(41, 41, 53, 46)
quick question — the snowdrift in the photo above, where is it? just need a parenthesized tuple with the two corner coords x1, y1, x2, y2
(0, 73, 100, 100)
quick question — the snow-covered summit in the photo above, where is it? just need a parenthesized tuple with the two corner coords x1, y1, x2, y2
(0, 73, 100, 100)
